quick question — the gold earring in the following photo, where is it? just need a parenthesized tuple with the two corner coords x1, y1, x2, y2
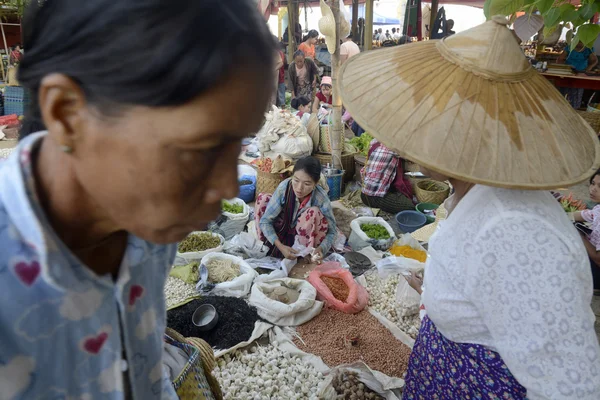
(61, 145, 73, 154)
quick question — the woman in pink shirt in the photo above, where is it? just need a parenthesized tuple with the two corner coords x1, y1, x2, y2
(573, 169, 600, 294)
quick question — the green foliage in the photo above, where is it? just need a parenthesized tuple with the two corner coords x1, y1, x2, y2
(0, 1, 29, 18)
(484, 0, 600, 49)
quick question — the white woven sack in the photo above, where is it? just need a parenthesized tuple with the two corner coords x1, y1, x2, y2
(249, 278, 323, 326)
(199, 253, 258, 298)
(173, 231, 224, 266)
(349, 217, 396, 251)
(219, 198, 250, 240)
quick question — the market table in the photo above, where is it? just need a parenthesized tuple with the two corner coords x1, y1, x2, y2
(542, 72, 600, 91)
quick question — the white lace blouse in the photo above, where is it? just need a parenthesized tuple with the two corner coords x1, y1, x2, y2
(422, 185, 600, 399)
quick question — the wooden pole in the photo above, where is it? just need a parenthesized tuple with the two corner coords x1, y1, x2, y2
(351, 0, 359, 42)
(1, 23, 9, 83)
(365, 0, 373, 50)
(430, 0, 439, 40)
(287, 3, 299, 63)
(330, 0, 343, 170)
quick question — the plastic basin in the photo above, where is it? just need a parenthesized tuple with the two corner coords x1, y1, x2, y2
(415, 202, 439, 224)
(395, 210, 427, 233)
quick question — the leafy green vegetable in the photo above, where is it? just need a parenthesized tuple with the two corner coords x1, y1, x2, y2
(360, 223, 391, 240)
(348, 133, 374, 156)
(178, 233, 221, 253)
(222, 201, 244, 214)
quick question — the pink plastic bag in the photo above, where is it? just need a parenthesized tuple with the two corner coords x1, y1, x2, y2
(307, 262, 369, 314)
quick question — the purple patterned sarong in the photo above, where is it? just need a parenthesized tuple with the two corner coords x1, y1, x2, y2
(403, 316, 527, 400)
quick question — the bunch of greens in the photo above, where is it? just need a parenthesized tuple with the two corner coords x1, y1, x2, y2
(178, 233, 221, 253)
(348, 133, 374, 156)
(360, 224, 391, 240)
(222, 201, 244, 214)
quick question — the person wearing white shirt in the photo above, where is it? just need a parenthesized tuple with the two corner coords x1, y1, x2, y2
(340, 34, 360, 64)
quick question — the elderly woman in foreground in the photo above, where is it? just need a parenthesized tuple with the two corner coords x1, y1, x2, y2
(339, 16, 600, 399)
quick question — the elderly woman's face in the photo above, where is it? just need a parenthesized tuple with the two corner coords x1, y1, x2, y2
(42, 69, 270, 244)
(295, 56, 305, 69)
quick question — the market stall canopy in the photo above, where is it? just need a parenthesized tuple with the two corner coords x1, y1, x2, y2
(437, 0, 581, 7)
(353, 4, 400, 25)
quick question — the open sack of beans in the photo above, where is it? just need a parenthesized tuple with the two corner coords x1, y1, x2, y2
(248, 277, 324, 326)
(318, 362, 403, 400)
(349, 217, 396, 251)
(307, 263, 368, 314)
(175, 231, 225, 266)
(198, 253, 258, 298)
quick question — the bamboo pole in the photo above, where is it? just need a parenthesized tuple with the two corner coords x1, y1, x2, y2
(1, 22, 9, 83)
(287, 3, 299, 63)
(351, 0, 359, 42)
(329, 0, 342, 170)
(365, 0, 373, 50)
(430, 0, 439, 40)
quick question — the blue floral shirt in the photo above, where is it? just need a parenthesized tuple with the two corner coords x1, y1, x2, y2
(0, 132, 178, 400)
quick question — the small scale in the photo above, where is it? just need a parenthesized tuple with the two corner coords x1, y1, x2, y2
(344, 252, 373, 277)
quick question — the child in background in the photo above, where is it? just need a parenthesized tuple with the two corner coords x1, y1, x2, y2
(573, 169, 600, 295)
(312, 76, 333, 115)
(291, 96, 311, 126)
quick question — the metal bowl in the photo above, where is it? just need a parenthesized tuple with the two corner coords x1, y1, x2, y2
(192, 304, 219, 331)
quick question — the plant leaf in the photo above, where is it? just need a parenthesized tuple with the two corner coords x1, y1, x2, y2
(579, 3, 599, 21)
(484, 0, 492, 19)
(536, 0, 555, 14)
(488, 0, 525, 17)
(571, 32, 580, 50)
(543, 6, 563, 27)
(576, 23, 600, 48)
(560, 3, 579, 22)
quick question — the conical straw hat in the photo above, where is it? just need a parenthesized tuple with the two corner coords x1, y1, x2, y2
(338, 16, 600, 189)
(319, 0, 337, 55)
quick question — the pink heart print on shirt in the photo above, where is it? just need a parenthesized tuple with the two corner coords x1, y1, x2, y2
(14, 261, 40, 286)
(128, 284, 144, 306)
(83, 332, 109, 355)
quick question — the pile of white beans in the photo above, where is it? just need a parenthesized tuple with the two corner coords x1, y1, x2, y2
(165, 276, 198, 309)
(213, 342, 325, 400)
(363, 272, 421, 339)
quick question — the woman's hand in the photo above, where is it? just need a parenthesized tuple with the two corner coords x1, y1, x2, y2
(310, 248, 323, 265)
(404, 271, 423, 295)
(278, 244, 299, 260)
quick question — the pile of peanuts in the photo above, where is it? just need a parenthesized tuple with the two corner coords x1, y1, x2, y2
(294, 308, 412, 378)
(322, 276, 350, 302)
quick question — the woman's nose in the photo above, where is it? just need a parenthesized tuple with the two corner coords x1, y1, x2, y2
(204, 162, 239, 204)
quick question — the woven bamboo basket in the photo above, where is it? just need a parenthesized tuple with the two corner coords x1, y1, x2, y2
(354, 154, 366, 183)
(577, 110, 600, 135)
(257, 170, 288, 195)
(404, 160, 421, 173)
(307, 114, 320, 153)
(166, 328, 223, 400)
(415, 180, 450, 205)
(7, 66, 18, 86)
(314, 152, 356, 182)
(318, 123, 345, 153)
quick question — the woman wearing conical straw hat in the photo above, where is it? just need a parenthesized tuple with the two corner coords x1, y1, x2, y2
(339, 16, 600, 399)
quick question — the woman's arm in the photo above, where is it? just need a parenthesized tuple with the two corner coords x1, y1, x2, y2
(587, 52, 598, 71)
(288, 66, 296, 97)
(259, 183, 286, 247)
(312, 98, 321, 114)
(572, 211, 585, 222)
(556, 50, 568, 64)
(580, 232, 600, 264)
(318, 195, 337, 255)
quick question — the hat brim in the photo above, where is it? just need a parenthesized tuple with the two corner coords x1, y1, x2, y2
(338, 41, 600, 189)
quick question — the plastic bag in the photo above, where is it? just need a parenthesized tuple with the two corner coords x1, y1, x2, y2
(213, 198, 250, 240)
(197, 253, 258, 298)
(257, 106, 313, 160)
(268, 131, 313, 160)
(395, 277, 421, 317)
(246, 257, 284, 271)
(323, 253, 350, 269)
(307, 263, 368, 314)
(248, 278, 324, 326)
(349, 217, 396, 251)
(317, 362, 403, 400)
(223, 232, 269, 259)
(174, 231, 225, 266)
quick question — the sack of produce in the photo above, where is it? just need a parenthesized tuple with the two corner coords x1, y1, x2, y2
(307, 263, 368, 314)
(175, 231, 225, 266)
(212, 198, 250, 240)
(257, 106, 313, 160)
(223, 232, 269, 259)
(349, 217, 396, 251)
(386, 234, 428, 272)
(249, 277, 323, 326)
(238, 174, 257, 203)
(318, 362, 402, 400)
(198, 253, 258, 298)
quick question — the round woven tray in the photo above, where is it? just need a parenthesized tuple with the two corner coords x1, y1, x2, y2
(256, 170, 288, 195)
(577, 110, 600, 135)
(314, 152, 356, 182)
(415, 180, 450, 205)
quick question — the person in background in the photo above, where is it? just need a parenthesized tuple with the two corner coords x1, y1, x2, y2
(289, 50, 318, 100)
(0, 0, 275, 399)
(384, 30, 391, 41)
(361, 139, 415, 214)
(9, 43, 22, 65)
(298, 29, 319, 60)
(557, 40, 598, 108)
(398, 35, 410, 45)
(374, 30, 379, 41)
(445, 19, 456, 36)
(340, 34, 360, 64)
(571, 169, 600, 295)
(312, 76, 333, 114)
(392, 27, 402, 42)
(276, 41, 288, 107)
(291, 96, 311, 126)
(272, 40, 284, 106)
(256, 156, 337, 261)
